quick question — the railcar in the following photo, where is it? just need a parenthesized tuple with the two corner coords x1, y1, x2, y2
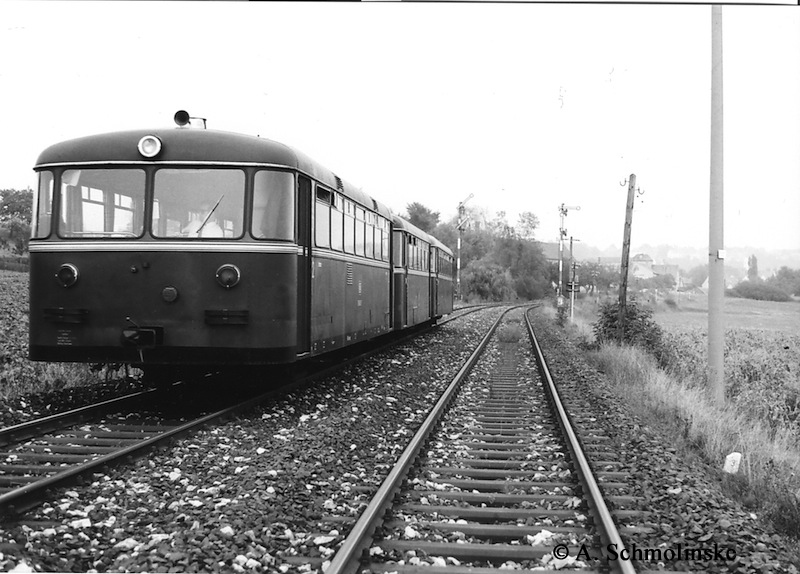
(28, 111, 453, 381)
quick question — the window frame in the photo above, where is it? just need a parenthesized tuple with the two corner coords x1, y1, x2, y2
(58, 168, 147, 239)
(314, 185, 333, 249)
(152, 167, 246, 240)
(251, 169, 296, 242)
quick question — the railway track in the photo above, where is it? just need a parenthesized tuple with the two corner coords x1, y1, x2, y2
(318, 307, 643, 573)
(0, 380, 259, 517)
(0, 310, 488, 520)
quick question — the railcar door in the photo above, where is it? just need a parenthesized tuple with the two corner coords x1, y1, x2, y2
(296, 176, 312, 355)
(392, 230, 407, 329)
(430, 247, 438, 317)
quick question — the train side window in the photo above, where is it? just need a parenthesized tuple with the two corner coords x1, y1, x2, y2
(330, 193, 343, 251)
(32, 171, 54, 239)
(367, 213, 377, 259)
(315, 187, 331, 248)
(343, 199, 355, 254)
(372, 214, 379, 259)
(381, 219, 390, 262)
(355, 207, 365, 257)
(59, 169, 145, 238)
(431, 248, 437, 273)
(393, 231, 405, 267)
(252, 170, 295, 241)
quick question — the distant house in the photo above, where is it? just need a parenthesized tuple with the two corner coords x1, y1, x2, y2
(631, 253, 655, 279)
(537, 242, 561, 263)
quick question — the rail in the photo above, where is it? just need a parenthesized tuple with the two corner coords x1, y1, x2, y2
(325, 308, 509, 574)
(524, 309, 636, 574)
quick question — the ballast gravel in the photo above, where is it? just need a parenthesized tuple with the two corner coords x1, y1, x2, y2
(0, 307, 505, 573)
(2, 305, 799, 573)
(529, 309, 799, 573)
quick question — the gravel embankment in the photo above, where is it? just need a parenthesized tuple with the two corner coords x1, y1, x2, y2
(0, 307, 504, 573)
(3, 304, 798, 573)
(530, 309, 800, 574)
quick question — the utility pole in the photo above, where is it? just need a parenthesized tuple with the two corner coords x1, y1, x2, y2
(557, 204, 580, 309)
(569, 236, 580, 322)
(709, 5, 725, 406)
(617, 174, 637, 342)
(456, 193, 473, 301)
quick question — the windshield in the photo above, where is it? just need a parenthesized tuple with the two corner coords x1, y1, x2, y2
(32, 170, 54, 238)
(153, 169, 245, 238)
(58, 169, 146, 238)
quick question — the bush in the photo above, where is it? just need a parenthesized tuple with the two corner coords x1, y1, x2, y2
(462, 259, 515, 302)
(727, 281, 790, 302)
(592, 299, 666, 360)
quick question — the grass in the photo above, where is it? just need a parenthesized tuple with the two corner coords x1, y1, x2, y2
(591, 342, 800, 534)
(655, 292, 800, 332)
(496, 321, 523, 343)
(553, 293, 800, 537)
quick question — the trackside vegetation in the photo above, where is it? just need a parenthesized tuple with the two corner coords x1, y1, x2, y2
(566, 299, 800, 537)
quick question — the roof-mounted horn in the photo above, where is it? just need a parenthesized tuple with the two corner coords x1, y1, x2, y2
(174, 110, 207, 129)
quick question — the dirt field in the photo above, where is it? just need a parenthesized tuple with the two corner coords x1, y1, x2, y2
(653, 293, 800, 333)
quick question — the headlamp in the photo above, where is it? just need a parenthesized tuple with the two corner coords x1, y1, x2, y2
(137, 135, 162, 158)
(216, 264, 241, 289)
(55, 263, 79, 288)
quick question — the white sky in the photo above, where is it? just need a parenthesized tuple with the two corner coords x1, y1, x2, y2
(1, 2, 798, 252)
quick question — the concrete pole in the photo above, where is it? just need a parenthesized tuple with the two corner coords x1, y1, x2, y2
(558, 205, 565, 303)
(709, 5, 725, 406)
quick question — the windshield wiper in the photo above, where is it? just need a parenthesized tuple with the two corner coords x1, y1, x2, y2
(196, 194, 224, 235)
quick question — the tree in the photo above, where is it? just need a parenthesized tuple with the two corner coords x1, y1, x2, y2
(747, 254, 759, 282)
(0, 189, 33, 255)
(516, 211, 540, 241)
(728, 281, 790, 302)
(411, 200, 552, 301)
(493, 234, 550, 300)
(0, 219, 30, 254)
(639, 273, 676, 291)
(685, 264, 708, 288)
(0, 188, 33, 222)
(462, 259, 515, 302)
(767, 267, 800, 297)
(405, 202, 440, 233)
(579, 261, 608, 295)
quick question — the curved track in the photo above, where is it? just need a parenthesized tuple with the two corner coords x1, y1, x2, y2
(323, 307, 640, 573)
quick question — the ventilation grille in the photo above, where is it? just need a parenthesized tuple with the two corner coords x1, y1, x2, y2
(335, 175, 344, 191)
(346, 263, 354, 285)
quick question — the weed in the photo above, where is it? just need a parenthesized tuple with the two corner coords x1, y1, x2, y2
(591, 341, 800, 537)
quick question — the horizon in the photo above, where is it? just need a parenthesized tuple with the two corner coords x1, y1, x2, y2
(1, 3, 798, 254)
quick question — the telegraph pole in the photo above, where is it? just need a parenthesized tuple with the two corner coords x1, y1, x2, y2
(569, 236, 580, 322)
(456, 194, 473, 301)
(617, 175, 637, 342)
(557, 204, 579, 308)
(709, 5, 725, 406)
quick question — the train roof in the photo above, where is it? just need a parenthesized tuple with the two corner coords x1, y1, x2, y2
(391, 215, 453, 256)
(429, 236, 454, 257)
(35, 127, 392, 219)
